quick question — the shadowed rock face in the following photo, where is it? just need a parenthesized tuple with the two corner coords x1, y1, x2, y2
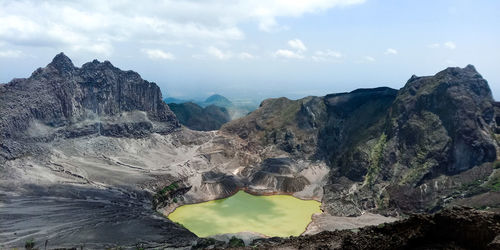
(320, 87, 398, 181)
(2, 55, 499, 248)
(389, 65, 496, 175)
(223, 65, 500, 216)
(248, 207, 500, 250)
(0, 53, 179, 160)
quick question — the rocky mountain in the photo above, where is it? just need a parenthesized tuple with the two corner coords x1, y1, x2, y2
(0, 52, 178, 161)
(223, 65, 500, 216)
(169, 102, 231, 131)
(1, 55, 499, 249)
(0, 54, 327, 249)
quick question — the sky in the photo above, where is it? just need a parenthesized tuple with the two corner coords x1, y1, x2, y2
(0, 0, 499, 102)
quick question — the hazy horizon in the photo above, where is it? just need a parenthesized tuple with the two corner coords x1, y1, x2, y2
(0, 0, 499, 100)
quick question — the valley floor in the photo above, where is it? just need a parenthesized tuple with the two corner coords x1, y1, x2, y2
(0, 128, 396, 249)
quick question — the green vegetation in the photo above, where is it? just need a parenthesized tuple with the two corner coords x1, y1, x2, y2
(486, 171, 500, 191)
(461, 179, 483, 190)
(280, 100, 301, 125)
(159, 183, 179, 195)
(399, 142, 436, 186)
(25, 239, 35, 249)
(228, 236, 245, 247)
(400, 161, 434, 186)
(375, 188, 390, 210)
(494, 161, 500, 169)
(364, 133, 387, 187)
(153, 182, 180, 209)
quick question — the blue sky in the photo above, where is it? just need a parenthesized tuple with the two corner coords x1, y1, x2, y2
(0, 0, 499, 101)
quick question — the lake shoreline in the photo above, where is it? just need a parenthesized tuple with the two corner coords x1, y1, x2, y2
(166, 190, 322, 238)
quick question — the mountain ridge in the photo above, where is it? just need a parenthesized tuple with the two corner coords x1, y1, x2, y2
(0, 52, 179, 161)
(223, 64, 500, 216)
(1, 55, 499, 248)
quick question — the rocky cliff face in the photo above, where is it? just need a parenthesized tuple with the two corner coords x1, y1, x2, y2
(247, 207, 500, 249)
(2, 55, 499, 248)
(388, 65, 496, 175)
(223, 65, 500, 216)
(0, 53, 179, 161)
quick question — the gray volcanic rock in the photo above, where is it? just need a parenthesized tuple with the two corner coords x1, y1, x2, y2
(0, 53, 179, 160)
(247, 158, 310, 193)
(326, 66, 499, 215)
(200, 171, 244, 198)
(248, 207, 500, 249)
(0, 185, 197, 249)
(223, 65, 500, 216)
(222, 96, 327, 158)
(389, 65, 496, 175)
(319, 87, 398, 181)
(250, 158, 310, 193)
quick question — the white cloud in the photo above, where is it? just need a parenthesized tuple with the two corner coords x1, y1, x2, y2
(207, 46, 233, 60)
(0, 50, 23, 58)
(385, 48, 398, 55)
(142, 49, 175, 60)
(204, 48, 255, 60)
(249, 0, 366, 31)
(312, 49, 342, 61)
(364, 56, 375, 62)
(0, 0, 366, 56)
(274, 38, 308, 60)
(428, 42, 456, 50)
(428, 43, 440, 49)
(288, 39, 307, 52)
(274, 49, 304, 59)
(444, 41, 456, 50)
(238, 52, 255, 60)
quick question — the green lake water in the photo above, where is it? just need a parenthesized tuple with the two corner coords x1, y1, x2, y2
(167, 190, 322, 237)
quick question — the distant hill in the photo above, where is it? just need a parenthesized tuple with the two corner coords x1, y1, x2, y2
(165, 94, 258, 121)
(164, 97, 193, 104)
(168, 102, 231, 131)
(201, 94, 233, 107)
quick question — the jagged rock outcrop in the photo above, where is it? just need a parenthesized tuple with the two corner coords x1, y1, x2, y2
(222, 96, 326, 158)
(0, 53, 179, 161)
(169, 102, 231, 131)
(223, 65, 500, 216)
(246, 158, 310, 193)
(247, 207, 500, 250)
(2, 54, 499, 248)
(387, 65, 496, 176)
(198, 171, 244, 199)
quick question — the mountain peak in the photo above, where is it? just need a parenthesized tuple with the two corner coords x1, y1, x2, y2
(437, 64, 482, 79)
(205, 94, 229, 102)
(204, 94, 233, 107)
(48, 52, 75, 74)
